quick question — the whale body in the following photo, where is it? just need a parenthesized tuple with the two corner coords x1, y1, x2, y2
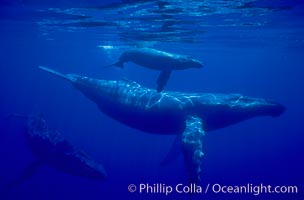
(24, 114, 107, 180)
(110, 48, 203, 92)
(39, 66, 285, 182)
(4, 113, 106, 194)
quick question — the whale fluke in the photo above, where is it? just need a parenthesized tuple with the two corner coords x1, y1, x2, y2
(38, 66, 79, 82)
(7, 113, 29, 119)
(38, 66, 67, 79)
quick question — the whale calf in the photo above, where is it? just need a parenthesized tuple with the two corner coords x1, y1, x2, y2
(109, 48, 203, 92)
(4, 113, 106, 194)
(39, 66, 285, 182)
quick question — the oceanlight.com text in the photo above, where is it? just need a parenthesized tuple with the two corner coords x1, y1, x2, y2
(207, 183, 298, 195)
(128, 183, 298, 196)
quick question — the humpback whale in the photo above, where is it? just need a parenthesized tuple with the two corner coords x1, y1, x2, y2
(109, 48, 203, 92)
(4, 113, 106, 194)
(38, 66, 285, 182)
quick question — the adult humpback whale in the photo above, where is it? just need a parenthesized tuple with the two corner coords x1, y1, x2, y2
(109, 48, 203, 92)
(3, 113, 106, 195)
(38, 66, 285, 182)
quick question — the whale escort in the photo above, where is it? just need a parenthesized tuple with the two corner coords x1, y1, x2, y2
(109, 48, 203, 92)
(38, 66, 285, 182)
(4, 113, 106, 194)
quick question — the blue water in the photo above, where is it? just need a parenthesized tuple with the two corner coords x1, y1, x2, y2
(0, 0, 303, 199)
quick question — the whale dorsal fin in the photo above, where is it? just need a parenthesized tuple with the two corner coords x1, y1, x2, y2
(156, 70, 171, 92)
(182, 115, 205, 183)
(121, 78, 141, 87)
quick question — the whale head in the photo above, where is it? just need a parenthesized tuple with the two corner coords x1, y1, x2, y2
(199, 94, 286, 131)
(223, 95, 286, 127)
(177, 56, 204, 69)
(253, 99, 286, 117)
(224, 94, 286, 118)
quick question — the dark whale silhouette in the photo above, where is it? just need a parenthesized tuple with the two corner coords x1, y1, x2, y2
(3, 113, 106, 195)
(109, 48, 203, 92)
(39, 66, 285, 182)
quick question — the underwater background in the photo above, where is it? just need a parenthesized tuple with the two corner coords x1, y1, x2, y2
(0, 0, 303, 199)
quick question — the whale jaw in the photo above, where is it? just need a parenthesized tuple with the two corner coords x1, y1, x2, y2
(248, 99, 286, 118)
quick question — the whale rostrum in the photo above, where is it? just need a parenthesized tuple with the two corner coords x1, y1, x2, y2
(38, 66, 285, 182)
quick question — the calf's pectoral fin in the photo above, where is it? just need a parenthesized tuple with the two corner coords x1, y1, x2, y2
(182, 115, 205, 183)
(156, 70, 171, 92)
(105, 61, 124, 68)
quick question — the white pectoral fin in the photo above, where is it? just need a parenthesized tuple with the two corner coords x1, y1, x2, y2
(156, 70, 171, 92)
(182, 115, 205, 183)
